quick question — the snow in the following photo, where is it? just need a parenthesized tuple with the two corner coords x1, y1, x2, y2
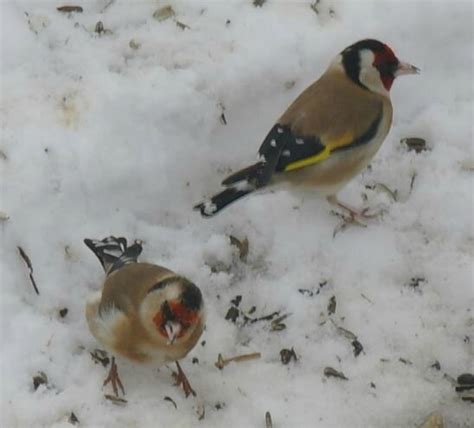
(1, 0, 473, 427)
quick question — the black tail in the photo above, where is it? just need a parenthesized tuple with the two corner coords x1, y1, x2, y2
(84, 236, 143, 275)
(194, 161, 272, 217)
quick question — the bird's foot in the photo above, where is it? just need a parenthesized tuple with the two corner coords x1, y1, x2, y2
(172, 361, 196, 398)
(103, 356, 125, 397)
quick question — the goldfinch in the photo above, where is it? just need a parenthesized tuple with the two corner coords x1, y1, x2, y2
(84, 236, 204, 397)
(195, 39, 419, 218)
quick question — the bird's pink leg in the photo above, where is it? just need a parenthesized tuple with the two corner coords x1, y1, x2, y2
(172, 361, 196, 398)
(103, 357, 125, 396)
(326, 195, 379, 220)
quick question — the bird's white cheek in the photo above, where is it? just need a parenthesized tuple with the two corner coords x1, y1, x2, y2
(359, 50, 389, 97)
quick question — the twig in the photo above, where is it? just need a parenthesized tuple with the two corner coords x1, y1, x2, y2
(215, 352, 261, 370)
(18, 246, 39, 295)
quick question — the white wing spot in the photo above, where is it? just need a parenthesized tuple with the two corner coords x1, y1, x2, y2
(296, 138, 304, 145)
(277, 127, 284, 134)
(270, 140, 276, 147)
(282, 150, 291, 157)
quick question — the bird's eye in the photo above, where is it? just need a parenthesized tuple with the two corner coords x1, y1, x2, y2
(376, 61, 398, 76)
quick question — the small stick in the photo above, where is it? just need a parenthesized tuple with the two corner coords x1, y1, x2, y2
(215, 352, 261, 370)
(18, 246, 39, 295)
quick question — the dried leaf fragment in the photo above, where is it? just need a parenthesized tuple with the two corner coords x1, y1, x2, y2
(153, 5, 175, 22)
(90, 349, 110, 367)
(33, 371, 48, 390)
(327, 295, 336, 315)
(104, 394, 127, 405)
(324, 367, 348, 380)
(265, 411, 273, 428)
(229, 235, 249, 261)
(225, 306, 240, 323)
(418, 412, 444, 428)
(0, 211, 9, 221)
(57, 5, 83, 13)
(68, 412, 79, 425)
(59, 308, 68, 318)
(352, 340, 364, 357)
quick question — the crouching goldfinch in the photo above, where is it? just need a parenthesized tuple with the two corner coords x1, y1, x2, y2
(84, 236, 204, 397)
(195, 39, 419, 218)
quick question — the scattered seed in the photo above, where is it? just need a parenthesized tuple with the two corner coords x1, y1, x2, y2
(33, 371, 48, 390)
(327, 295, 336, 315)
(104, 394, 127, 405)
(90, 349, 110, 367)
(324, 367, 348, 380)
(352, 340, 364, 357)
(229, 235, 249, 261)
(265, 411, 273, 428)
(68, 412, 79, 425)
(370, 382, 376, 389)
(57, 5, 83, 13)
(225, 19, 231, 26)
(253, 0, 266, 6)
(284, 80, 296, 90)
(401, 137, 428, 153)
(214, 402, 225, 410)
(201, 340, 206, 347)
(463, 335, 470, 344)
(192, 357, 199, 364)
(280, 348, 297, 365)
(129, 39, 141, 50)
(164, 396, 178, 409)
(431, 361, 441, 371)
(298, 288, 314, 297)
(18, 246, 39, 295)
(59, 308, 68, 318)
(176, 21, 190, 30)
(408, 277, 426, 289)
(399, 357, 413, 365)
(215, 352, 261, 370)
(153, 5, 175, 22)
(95, 21, 104, 34)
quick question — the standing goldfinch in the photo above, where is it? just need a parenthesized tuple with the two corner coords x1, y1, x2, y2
(195, 39, 419, 218)
(84, 236, 204, 397)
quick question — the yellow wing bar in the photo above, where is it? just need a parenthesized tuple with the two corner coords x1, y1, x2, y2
(283, 132, 353, 172)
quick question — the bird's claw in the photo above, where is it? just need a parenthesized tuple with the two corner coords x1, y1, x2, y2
(172, 361, 196, 398)
(103, 357, 125, 397)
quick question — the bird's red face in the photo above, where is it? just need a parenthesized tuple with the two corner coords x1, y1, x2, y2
(341, 39, 419, 93)
(153, 300, 201, 344)
(372, 44, 399, 91)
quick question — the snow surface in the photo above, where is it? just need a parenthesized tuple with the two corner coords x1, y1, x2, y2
(1, 1, 473, 427)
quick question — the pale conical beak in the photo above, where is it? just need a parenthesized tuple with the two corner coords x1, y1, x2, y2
(164, 321, 182, 345)
(395, 61, 420, 76)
